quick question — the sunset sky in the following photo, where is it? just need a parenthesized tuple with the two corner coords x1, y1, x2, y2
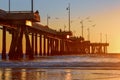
(0, 0, 120, 53)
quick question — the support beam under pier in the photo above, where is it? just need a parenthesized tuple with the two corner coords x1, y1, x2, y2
(35, 33, 38, 56)
(9, 27, 23, 60)
(31, 33, 34, 55)
(25, 27, 34, 59)
(47, 37, 50, 56)
(39, 34, 42, 56)
(2, 26, 7, 60)
(43, 35, 46, 56)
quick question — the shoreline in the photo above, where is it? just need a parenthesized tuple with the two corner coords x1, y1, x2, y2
(0, 62, 120, 70)
(0, 54, 120, 70)
(0, 61, 120, 69)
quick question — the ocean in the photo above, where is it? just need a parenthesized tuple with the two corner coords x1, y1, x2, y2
(0, 54, 120, 80)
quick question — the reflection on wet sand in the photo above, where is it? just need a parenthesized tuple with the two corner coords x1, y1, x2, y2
(1, 68, 120, 80)
(0, 68, 73, 80)
(0, 68, 43, 80)
(64, 69, 72, 80)
(1, 68, 12, 80)
(21, 69, 26, 80)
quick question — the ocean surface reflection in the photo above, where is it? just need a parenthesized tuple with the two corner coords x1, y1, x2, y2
(0, 68, 120, 80)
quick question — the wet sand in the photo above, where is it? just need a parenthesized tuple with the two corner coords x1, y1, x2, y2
(1, 68, 120, 80)
(1, 54, 120, 80)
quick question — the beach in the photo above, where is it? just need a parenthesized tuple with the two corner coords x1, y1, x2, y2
(1, 54, 120, 80)
(1, 68, 120, 80)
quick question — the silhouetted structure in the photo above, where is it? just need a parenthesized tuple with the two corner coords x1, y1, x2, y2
(66, 37, 108, 55)
(0, 9, 109, 60)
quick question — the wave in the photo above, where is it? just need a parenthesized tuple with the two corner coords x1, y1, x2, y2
(1, 55, 120, 69)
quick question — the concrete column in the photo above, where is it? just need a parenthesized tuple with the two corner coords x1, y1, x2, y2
(47, 37, 50, 56)
(9, 29, 17, 59)
(99, 46, 101, 54)
(58, 39, 60, 52)
(53, 39, 55, 55)
(16, 26, 23, 59)
(56, 40, 59, 54)
(63, 41, 66, 52)
(91, 46, 94, 54)
(46, 37, 49, 56)
(50, 38, 53, 56)
(31, 33, 34, 54)
(54, 39, 56, 52)
(49, 38, 52, 55)
(25, 27, 34, 59)
(65, 41, 69, 54)
(2, 26, 6, 60)
(9, 26, 23, 60)
(106, 46, 107, 53)
(54, 39, 56, 55)
(90, 46, 92, 54)
(104, 46, 107, 54)
(39, 34, 42, 56)
(60, 39, 64, 55)
(35, 33, 38, 56)
(88, 46, 90, 54)
(43, 35, 46, 56)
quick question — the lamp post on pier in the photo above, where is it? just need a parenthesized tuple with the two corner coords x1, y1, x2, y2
(87, 24, 95, 41)
(8, 0, 10, 13)
(80, 20, 84, 38)
(31, 0, 33, 12)
(106, 34, 108, 43)
(80, 18, 89, 38)
(66, 3, 71, 32)
(87, 28, 90, 40)
(47, 14, 50, 26)
(80, 17, 95, 39)
(100, 33, 102, 43)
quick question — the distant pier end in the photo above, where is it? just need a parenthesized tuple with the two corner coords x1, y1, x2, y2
(65, 37, 109, 55)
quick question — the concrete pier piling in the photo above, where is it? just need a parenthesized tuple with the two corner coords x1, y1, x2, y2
(2, 26, 6, 60)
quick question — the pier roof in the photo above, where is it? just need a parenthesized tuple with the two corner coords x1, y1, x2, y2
(0, 9, 40, 22)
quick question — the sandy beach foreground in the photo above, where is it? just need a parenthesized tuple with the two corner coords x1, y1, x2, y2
(1, 54, 120, 80)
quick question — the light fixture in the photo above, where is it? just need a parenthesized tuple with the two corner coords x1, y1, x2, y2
(26, 20, 32, 26)
(67, 35, 70, 39)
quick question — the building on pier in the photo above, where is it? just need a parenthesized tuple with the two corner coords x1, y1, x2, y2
(65, 36, 109, 55)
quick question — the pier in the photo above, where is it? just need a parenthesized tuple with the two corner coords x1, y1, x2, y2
(0, 9, 109, 60)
